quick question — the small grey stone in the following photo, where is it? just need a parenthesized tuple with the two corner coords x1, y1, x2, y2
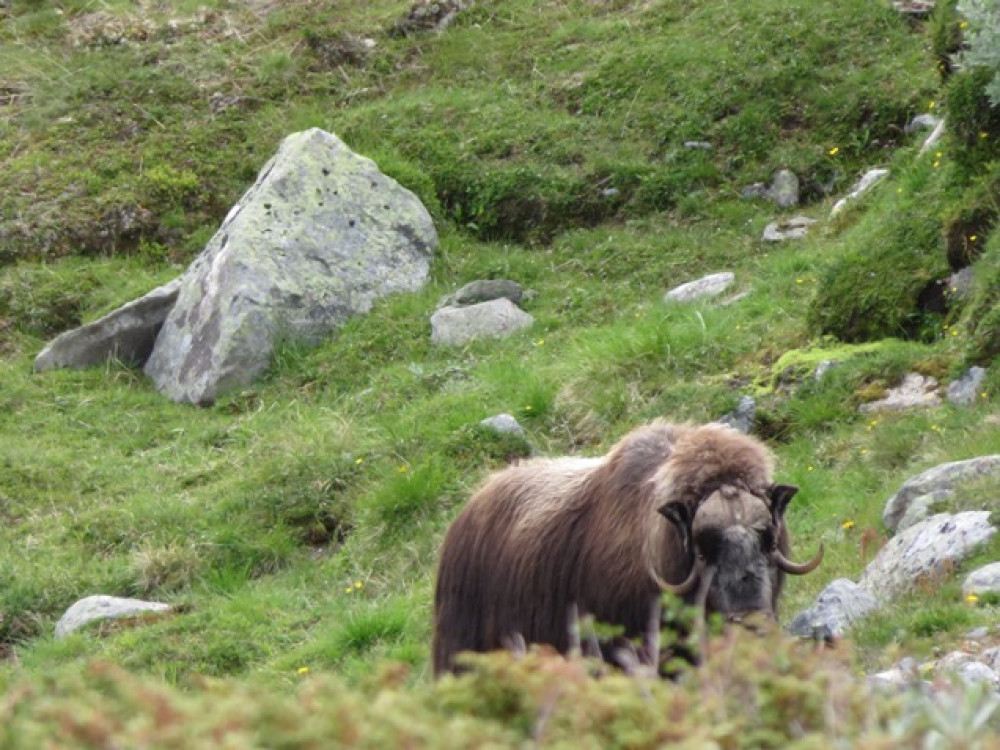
(684, 141, 713, 151)
(55, 595, 172, 638)
(767, 169, 800, 208)
(664, 272, 735, 303)
(963, 562, 1000, 597)
(831, 168, 889, 215)
(956, 662, 999, 688)
(480, 413, 525, 437)
(741, 182, 769, 200)
(947, 267, 976, 300)
(718, 396, 756, 435)
(964, 627, 991, 641)
(430, 298, 534, 346)
(601, 187, 620, 198)
(919, 118, 946, 155)
(947, 366, 987, 407)
(814, 360, 836, 380)
(905, 113, 941, 134)
(762, 216, 817, 242)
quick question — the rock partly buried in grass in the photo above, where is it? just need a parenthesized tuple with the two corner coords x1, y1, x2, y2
(33, 278, 181, 372)
(663, 272, 735, 302)
(963, 562, 1000, 598)
(786, 578, 880, 640)
(762, 216, 817, 242)
(946, 366, 987, 406)
(430, 298, 533, 346)
(144, 128, 436, 405)
(882, 455, 1000, 534)
(741, 169, 800, 207)
(55, 595, 172, 638)
(858, 373, 942, 414)
(830, 168, 889, 216)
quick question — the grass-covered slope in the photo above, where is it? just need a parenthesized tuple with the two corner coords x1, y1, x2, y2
(2, 0, 1000, 744)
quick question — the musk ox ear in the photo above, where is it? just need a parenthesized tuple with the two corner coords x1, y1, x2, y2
(658, 501, 691, 552)
(769, 484, 799, 518)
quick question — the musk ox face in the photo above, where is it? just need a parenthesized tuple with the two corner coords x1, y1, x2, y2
(659, 483, 821, 624)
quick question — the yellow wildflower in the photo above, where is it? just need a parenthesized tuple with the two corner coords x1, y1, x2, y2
(966, 593, 980, 605)
(354, 581, 363, 589)
(980, 132, 989, 140)
(297, 666, 310, 675)
(355, 457, 364, 465)
(960, 20, 969, 29)
(828, 146, 839, 156)
(841, 520, 855, 530)
(795, 278, 804, 285)
(344, 587, 353, 593)
(970, 235, 978, 242)
(929, 100, 936, 109)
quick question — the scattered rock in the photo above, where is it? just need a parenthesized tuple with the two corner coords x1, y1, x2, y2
(963, 562, 1000, 597)
(480, 413, 525, 437)
(767, 169, 800, 208)
(858, 373, 941, 415)
(663, 272, 735, 302)
(430, 298, 533, 346)
(55, 595, 172, 638)
(919, 118, 946, 155)
(955, 661, 1000, 688)
(905, 113, 941, 134)
(683, 141, 713, 151)
(762, 216, 816, 242)
(947, 366, 987, 407)
(892, 0, 935, 18)
(831, 169, 889, 215)
(814, 360, 836, 380)
(392, 0, 472, 35)
(144, 128, 436, 405)
(883, 455, 1000, 534)
(742, 170, 800, 207)
(438, 279, 523, 309)
(787, 578, 880, 640)
(858, 512, 996, 598)
(946, 267, 976, 301)
(34, 278, 181, 372)
(718, 396, 756, 435)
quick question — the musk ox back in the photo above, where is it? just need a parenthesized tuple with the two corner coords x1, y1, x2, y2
(432, 420, 822, 676)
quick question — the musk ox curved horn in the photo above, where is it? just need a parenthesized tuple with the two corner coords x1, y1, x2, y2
(772, 543, 824, 575)
(651, 560, 700, 596)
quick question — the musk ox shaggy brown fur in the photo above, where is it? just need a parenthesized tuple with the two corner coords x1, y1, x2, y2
(432, 420, 822, 676)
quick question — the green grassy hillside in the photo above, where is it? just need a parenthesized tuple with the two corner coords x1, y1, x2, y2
(2, 0, 1000, 744)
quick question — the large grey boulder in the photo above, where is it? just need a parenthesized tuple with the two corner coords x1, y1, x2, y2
(144, 128, 436, 404)
(883, 455, 1000, 534)
(430, 298, 533, 346)
(55, 595, 172, 638)
(858, 512, 996, 599)
(34, 278, 181, 372)
(786, 578, 880, 639)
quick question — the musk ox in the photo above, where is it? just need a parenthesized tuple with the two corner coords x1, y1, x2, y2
(432, 420, 822, 676)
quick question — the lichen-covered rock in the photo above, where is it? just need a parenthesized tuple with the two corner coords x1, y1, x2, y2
(55, 595, 172, 638)
(430, 298, 533, 346)
(787, 578, 880, 639)
(144, 128, 436, 404)
(34, 278, 181, 372)
(761, 216, 816, 242)
(858, 373, 941, 415)
(859, 512, 995, 598)
(883, 455, 1000, 534)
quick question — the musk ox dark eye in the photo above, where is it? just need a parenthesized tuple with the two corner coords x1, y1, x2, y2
(759, 527, 777, 552)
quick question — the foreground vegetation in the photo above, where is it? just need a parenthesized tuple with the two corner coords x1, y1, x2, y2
(2, 0, 1000, 744)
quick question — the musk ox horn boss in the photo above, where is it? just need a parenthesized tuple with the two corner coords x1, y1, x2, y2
(432, 420, 822, 676)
